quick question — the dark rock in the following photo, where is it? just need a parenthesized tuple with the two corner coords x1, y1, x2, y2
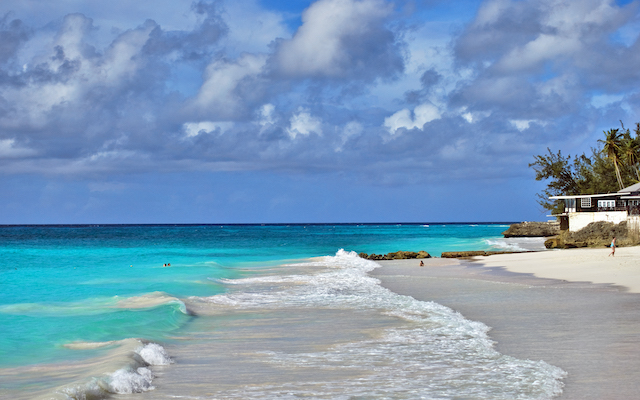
(544, 237, 562, 249)
(359, 250, 431, 260)
(441, 251, 488, 258)
(441, 250, 533, 258)
(503, 221, 560, 237)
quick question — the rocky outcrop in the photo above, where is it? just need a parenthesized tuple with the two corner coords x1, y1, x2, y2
(544, 221, 633, 249)
(359, 250, 431, 260)
(441, 251, 488, 258)
(441, 250, 527, 258)
(502, 221, 560, 237)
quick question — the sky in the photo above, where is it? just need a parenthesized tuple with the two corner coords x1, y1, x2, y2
(1, 0, 639, 224)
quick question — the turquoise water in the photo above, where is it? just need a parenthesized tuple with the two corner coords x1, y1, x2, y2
(0, 223, 509, 367)
(0, 223, 562, 400)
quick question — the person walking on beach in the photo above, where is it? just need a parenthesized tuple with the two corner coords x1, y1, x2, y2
(609, 237, 616, 257)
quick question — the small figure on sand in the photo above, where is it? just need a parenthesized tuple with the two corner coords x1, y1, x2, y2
(609, 237, 616, 257)
(419, 260, 424, 267)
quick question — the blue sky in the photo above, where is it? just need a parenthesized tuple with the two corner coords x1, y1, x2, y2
(1, 0, 640, 224)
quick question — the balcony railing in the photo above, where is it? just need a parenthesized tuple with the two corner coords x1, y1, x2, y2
(596, 206, 628, 212)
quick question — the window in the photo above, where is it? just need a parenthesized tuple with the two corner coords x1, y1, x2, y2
(598, 200, 616, 208)
(581, 197, 591, 208)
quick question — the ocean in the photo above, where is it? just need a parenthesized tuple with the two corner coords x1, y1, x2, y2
(0, 223, 562, 399)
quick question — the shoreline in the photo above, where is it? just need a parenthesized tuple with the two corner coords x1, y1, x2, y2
(370, 250, 640, 399)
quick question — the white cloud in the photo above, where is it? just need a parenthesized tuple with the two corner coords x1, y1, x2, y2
(384, 103, 441, 134)
(459, 108, 492, 124)
(287, 109, 322, 139)
(258, 104, 276, 127)
(274, 0, 394, 79)
(183, 121, 235, 137)
(497, 34, 581, 72)
(487, 0, 629, 73)
(0, 14, 156, 129)
(191, 53, 267, 118)
(510, 119, 546, 131)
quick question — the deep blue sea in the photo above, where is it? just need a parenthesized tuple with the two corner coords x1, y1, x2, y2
(0, 224, 562, 400)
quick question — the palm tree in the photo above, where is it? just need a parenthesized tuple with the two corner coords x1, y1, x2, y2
(599, 128, 624, 190)
(621, 131, 640, 181)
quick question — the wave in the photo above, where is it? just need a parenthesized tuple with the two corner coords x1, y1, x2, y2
(184, 249, 566, 398)
(485, 237, 548, 252)
(114, 292, 190, 315)
(0, 291, 190, 317)
(34, 339, 173, 400)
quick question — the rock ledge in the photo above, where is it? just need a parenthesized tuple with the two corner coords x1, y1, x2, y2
(502, 221, 559, 237)
(441, 250, 529, 258)
(358, 251, 431, 260)
(544, 221, 634, 249)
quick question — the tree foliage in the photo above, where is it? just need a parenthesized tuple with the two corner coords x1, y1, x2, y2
(530, 121, 639, 213)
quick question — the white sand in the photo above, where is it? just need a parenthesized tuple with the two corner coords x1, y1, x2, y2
(475, 246, 640, 293)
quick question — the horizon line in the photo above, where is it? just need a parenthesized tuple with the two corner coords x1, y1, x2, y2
(0, 221, 520, 227)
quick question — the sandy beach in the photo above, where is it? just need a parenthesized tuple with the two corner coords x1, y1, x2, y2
(370, 248, 640, 399)
(477, 246, 640, 293)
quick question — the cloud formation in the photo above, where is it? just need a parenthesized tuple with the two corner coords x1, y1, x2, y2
(273, 0, 402, 81)
(0, 0, 639, 222)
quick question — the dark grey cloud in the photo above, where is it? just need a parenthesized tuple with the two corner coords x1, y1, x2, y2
(404, 67, 442, 103)
(0, 13, 31, 63)
(143, 1, 228, 61)
(454, 1, 543, 68)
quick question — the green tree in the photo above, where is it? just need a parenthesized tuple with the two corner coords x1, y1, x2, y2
(598, 128, 624, 190)
(531, 121, 640, 213)
(620, 131, 640, 181)
(529, 148, 578, 213)
(573, 147, 619, 194)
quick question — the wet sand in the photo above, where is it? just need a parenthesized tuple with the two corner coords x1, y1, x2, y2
(370, 251, 640, 399)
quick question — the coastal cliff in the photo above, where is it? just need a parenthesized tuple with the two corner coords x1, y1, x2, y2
(503, 220, 637, 249)
(544, 221, 635, 249)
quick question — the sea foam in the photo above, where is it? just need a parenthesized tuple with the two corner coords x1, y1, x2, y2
(189, 249, 566, 399)
(46, 340, 173, 400)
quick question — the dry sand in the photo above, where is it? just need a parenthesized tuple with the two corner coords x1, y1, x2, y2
(477, 246, 640, 293)
(370, 249, 640, 399)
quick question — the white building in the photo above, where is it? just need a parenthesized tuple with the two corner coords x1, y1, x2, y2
(550, 183, 640, 232)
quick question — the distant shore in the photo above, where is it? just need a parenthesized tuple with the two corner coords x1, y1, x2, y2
(370, 248, 640, 399)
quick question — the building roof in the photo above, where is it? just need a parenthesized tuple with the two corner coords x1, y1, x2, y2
(549, 182, 640, 200)
(619, 182, 640, 193)
(549, 193, 627, 200)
